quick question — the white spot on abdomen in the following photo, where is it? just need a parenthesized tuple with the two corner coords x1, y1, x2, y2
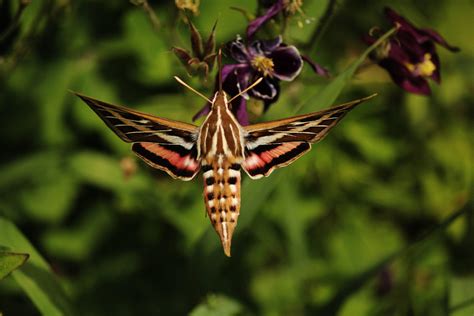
(228, 169, 240, 177)
(203, 170, 214, 178)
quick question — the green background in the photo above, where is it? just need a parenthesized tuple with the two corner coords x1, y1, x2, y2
(0, 0, 473, 315)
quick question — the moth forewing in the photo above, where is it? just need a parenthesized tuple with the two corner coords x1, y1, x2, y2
(73, 91, 202, 180)
(241, 94, 377, 179)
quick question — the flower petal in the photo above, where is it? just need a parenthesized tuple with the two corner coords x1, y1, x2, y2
(221, 64, 244, 82)
(418, 28, 460, 52)
(228, 36, 249, 63)
(263, 82, 280, 112)
(248, 37, 283, 56)
(262, 36, 283, 53)
(385, 37, 415, 65)
(222, 64, 253, 98)
(384, 7, 417, 33)
(385, 7, 459, 52)
(380, 58, 431, 95)
(192, 103, 211, 121)
(429, 49, 441, 83)
(250, 77, 279, 100)
(399, 75, 431, 95)
(246, 0, 285, 38)
(234, 96, 249, 126)
(269, 45, 303, 81)
(301, 55, 330, 77)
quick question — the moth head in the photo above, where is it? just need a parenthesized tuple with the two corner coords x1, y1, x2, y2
(212, 90, 229, 110)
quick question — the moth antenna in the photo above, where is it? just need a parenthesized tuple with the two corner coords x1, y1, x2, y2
(218, 48, 223, 92)
(174, 76, 212, 104)
(228, 77, 263, 103)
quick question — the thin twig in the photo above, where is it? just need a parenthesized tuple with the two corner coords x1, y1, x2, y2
(399, 203, 472, 258)
(304, 0, 337, 53)
(130, 0, 161, 31)
(229, 6, 253, 22)
(0, 0, 59, 75)
(0, 0, 31, 43)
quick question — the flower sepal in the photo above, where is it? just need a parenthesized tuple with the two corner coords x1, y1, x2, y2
(172, 19, 217, 80)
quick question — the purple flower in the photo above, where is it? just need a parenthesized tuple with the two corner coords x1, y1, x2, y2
(193, 36, 303, 125)
(365, 7, 459, 95)
(192, 0, 328, 125)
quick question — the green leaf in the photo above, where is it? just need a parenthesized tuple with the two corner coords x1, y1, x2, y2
(0, 217, 75, 316)
(0, 152, 77, 223)
(69, 151, 126, 191)
(0, 252, 29, 281)
(189, 294, 243, 316)
(338, 288, 373, 316)
(450, 276, 474, 316)
(41, 207, 114, 261)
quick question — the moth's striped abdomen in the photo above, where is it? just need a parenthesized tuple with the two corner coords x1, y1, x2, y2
(202, 158, 241, 257)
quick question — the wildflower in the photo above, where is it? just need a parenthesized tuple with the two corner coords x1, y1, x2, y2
(192, 0, 328, 125)
(193, 36, 303, 125)
(172, 19, 216, 80)
(365, 7, 459, 95)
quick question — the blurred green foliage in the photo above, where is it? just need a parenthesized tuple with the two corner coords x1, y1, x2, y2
(0, 0, 473, 315)
(0, 252, 28, 281)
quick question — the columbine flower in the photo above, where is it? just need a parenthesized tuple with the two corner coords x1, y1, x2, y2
(193, 36, 303, 125)
(365, 7, 459, 95)
(172, 19, 216, 80)
(192, 0, 328, 125)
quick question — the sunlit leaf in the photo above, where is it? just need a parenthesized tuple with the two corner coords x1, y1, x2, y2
(0, 217, 75, 316)
(69, 151, 127, 191)
(0, 252, 29, 281)
(0, 152, 77, 223)
(190, 294, 243, 316)
(450, 276, 474, 316)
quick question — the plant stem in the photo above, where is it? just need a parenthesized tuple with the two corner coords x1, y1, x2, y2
(0, 0, 30, 43)
(305, 0, 337, 54)
(131, 0, 161, 31)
